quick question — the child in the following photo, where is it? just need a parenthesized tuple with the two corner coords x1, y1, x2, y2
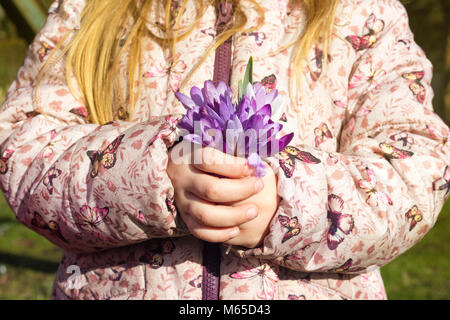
(0, 0, 448, 300)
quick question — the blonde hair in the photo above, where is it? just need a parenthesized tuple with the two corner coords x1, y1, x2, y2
(50, 0, 338, 125)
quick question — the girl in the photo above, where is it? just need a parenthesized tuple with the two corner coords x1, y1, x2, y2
(0, 0, 448, 300)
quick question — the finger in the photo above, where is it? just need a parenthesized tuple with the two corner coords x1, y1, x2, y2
(185, 192, 259, 227)
(180, 209, 240, 243)
(193, 147, 254, 178)
(189, 168, 264, 203)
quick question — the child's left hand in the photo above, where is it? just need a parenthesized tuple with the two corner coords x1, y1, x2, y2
(224, 161, 280, 248)
(193, 148, 280, 249)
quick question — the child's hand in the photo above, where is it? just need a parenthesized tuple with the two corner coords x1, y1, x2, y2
(224, 161, 279, 248)
(167, 142, 265, 243)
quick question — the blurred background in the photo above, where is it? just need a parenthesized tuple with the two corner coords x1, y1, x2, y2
(0, 0, 449, 299)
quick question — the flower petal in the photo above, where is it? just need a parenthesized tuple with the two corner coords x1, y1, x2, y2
(175, 92, 196, 109)
(190, 86, 204, 106)
(248, 153, 267, 178)
(256, 104, 272, 118)
(270, 94, 287, 121)
(278, 132, 294, 151)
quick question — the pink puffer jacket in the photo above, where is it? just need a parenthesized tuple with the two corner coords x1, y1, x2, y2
(1, 0, 449, 300)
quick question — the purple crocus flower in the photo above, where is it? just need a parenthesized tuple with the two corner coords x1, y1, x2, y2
(175, 80, 293, 177)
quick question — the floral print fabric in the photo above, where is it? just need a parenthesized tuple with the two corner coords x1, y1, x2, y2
(0, 0, 449, 300)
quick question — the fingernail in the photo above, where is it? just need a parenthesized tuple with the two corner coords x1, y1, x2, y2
(247, 207, 258, 219)
(254, 179, 264, 192)
(229, 228, 239, 238)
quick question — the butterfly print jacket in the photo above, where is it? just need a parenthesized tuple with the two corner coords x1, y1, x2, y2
(1, 0, 449, 300)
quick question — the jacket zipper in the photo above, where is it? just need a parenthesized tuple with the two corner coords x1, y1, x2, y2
(201, 0, 233, 301)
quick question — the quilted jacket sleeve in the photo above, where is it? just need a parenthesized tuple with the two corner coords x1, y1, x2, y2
(237, 1, 450, 273)
(0, 0, 187, 254)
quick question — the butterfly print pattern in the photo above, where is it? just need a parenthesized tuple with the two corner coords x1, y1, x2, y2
(432, 166, 450, 198)
(87, 134, 124, 178)
(346, 13, 385, 51)
(278, 215, 302, 243)
(148, 116, 179, 147)
(278, 146, 321, 178)
(31, 211, 68, 243)
(143, 58, 187, 92)
(139, 240, 175, 269)
(114, 106, 129, 121)
(230, 264, 277, 300)
(69, 106, 89, 120)
(43, 167, 62, 194)
(38, 130, 61, 161)
(314, 123, 333, 147)
(359, 168, 393, 207)
(288, 294, 306, 300)
(139, 251, 164, 269)
(328, 258, 353, 273)
(397, 38, 412, 50)
(0, 149, 14, 175)
(349, 62, 386, 91)
(137, 210, 145, 223)
(189, 275, 202, 288)
(242, 32, 267, 46)
(390, 132, 414, 148)
(166, 196, 177, 215)
(77, 205, 110, 229)
(309, 47, 331, 81)
(38, 41, 54, 62)
(327, 195, 354, 250)
(260, 74, 277, 93)
(379, 143, 414, 160)
(405, 205, 423, 231)
(402, 71, 426, 103)
(328, 258, 365, 273)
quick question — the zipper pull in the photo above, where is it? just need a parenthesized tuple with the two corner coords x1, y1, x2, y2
(216, 1, 233, 31)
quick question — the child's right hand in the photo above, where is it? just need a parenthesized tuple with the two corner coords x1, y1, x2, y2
(167, 141, 263, 243)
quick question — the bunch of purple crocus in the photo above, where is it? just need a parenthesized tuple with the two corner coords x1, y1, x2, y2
(175, 60, 293, 178)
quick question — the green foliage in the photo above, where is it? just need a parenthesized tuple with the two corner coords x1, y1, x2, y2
(37, 0, 54, 10)
(0, 39, 27, 88)
(0, 85, 5, 102)
(238, 57, 254, 102)
(0, 6, 18, 40)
